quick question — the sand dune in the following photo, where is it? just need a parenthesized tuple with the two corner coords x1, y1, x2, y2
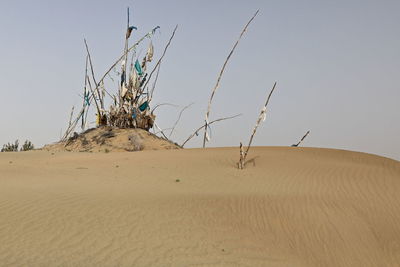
(0, 147, 399, 266)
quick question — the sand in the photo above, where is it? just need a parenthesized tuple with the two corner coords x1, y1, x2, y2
(0, 147, 399, 266)
(43, 127, 180, 152)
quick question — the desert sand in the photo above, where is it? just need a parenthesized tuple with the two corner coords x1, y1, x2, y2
(0, 147, 399, 266)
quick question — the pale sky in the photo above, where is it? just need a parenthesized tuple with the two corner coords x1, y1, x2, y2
(0, 0, 399, 160)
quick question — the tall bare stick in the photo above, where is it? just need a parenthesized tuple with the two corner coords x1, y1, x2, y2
(203, 10, 259, 148)
(86, 75, 101, 115)
(120, 7, 130, 106)
(292, 130, 310, 147)
(84, 39, 104, 110)
(124, 7, 130, 75)
(181, 114, 242, 147)
(238, 142, 244, 169)
(81, 55, 89, 130)
(242, 82, 277, 165)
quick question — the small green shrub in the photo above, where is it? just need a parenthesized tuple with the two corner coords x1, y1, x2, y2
(21, 140, 34, 151)
(1, 140, 19, 152)
(1, 140, 34, 152)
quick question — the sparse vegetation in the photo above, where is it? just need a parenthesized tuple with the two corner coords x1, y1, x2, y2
(1, 140, 35, 152)
(1, 140, 19, 152)
(21, 140, 34, 151)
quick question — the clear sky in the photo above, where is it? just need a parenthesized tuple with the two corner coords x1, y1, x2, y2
(0, 0, 399, 160)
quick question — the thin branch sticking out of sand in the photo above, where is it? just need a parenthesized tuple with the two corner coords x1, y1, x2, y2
(153, 122, 170, 141)
(203, 10, 259, 148)
(238, 142, 244, 169)
(240, 82, 277, 168)
(292, 130, 310, 147)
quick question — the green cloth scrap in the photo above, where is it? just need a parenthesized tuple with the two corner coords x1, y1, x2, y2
(84, 92, 90, 106)
(135, 59, 143, 76)
(139, 101, 148, 112)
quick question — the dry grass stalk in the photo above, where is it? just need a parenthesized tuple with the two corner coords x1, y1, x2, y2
(203, 10, 259, 148)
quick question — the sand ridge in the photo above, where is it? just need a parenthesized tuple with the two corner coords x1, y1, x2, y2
(0, 147, 399, 266)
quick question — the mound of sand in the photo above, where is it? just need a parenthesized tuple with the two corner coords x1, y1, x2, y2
(1, 147, 399, 266)
(43, 127, 180, 152)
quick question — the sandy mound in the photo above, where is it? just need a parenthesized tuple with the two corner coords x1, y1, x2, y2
(43, 127, 180, 152)
(1, 147, 399, 266)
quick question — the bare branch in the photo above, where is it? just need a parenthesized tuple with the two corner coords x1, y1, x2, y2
(84, 39, 105, 110)
(238, 142, 244, 169)
(242, 82, 277, 164)
(181, 114, 242, 147)
(141, 25, 178, 95)
(153, 122, 170, 141)
(151, 103, 179, 113)
(86, 75, 101, 115)
(149, 63, 161, 101)
(169, 103, 194, 138)
(67, 106, 74, 130)
(154, 127, 173, 135)
(292, 130, 310, 147)
(81, 55, 89, 130)
(203, 10, 259, 148)
(97, 26, 160, 89)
